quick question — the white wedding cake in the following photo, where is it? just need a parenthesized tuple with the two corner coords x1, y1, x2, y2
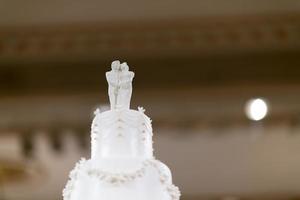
(63, 61, 181, 200)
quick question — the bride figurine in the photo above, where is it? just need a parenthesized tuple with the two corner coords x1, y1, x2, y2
(106, 60, 134, 110)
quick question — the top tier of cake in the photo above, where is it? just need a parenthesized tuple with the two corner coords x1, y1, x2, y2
(91, 108, 153, 160)
(90, 61, 153, 160)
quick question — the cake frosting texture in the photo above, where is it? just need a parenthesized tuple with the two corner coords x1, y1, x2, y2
(63, 61, 180, 200)
(91, 108, 153, 160)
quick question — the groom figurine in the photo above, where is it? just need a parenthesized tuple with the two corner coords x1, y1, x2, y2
(106, 60, 135, 110)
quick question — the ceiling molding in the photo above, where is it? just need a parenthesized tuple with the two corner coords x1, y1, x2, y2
(0, 13, 299, 62)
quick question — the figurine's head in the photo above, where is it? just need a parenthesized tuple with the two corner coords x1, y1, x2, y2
(111, 60, 129, 71)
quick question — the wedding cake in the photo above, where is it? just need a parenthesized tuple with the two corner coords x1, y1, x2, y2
(63, 61, 180, 200)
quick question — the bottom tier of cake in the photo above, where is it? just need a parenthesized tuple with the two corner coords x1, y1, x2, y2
(63, 158, 180, 200)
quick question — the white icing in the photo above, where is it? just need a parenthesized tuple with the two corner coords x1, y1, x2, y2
(63, 158, 181, 200)
(91, 109, 153, 160)
(63, 61, 180, 200)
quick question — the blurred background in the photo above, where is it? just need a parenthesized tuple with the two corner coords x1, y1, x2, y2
(0, 0, 300, 200)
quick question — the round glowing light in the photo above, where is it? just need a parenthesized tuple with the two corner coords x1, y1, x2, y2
(245, 98, 268, 121)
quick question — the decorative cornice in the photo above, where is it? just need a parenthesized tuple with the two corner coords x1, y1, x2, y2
(0, 13, 299, 61)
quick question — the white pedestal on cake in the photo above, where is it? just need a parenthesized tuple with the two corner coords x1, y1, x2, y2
(63, 61, 180, 200)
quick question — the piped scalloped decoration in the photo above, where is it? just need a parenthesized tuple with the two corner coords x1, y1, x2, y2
(94, 108, 101, 115)
(138, 106, 145, 113)
(63, 159, 181, 200)
(91, 109, 153, 139)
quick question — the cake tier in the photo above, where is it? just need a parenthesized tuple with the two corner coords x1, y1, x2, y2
(63, 158, 180, 200)
(91, 108, 153, 160)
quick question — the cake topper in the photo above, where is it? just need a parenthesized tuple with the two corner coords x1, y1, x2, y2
(106, 60, 135, 110)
